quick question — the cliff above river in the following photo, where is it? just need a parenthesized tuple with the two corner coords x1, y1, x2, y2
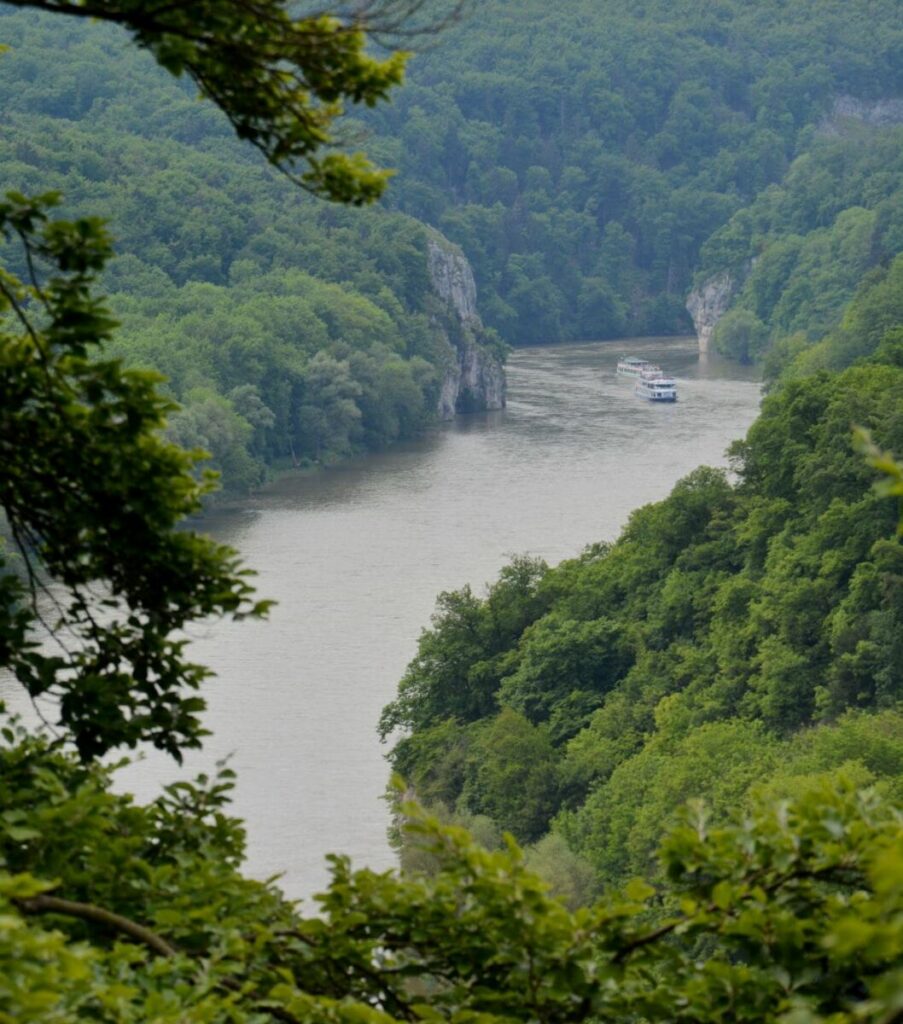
(426, 232, 506, 418)
(685, 271, 743, 355)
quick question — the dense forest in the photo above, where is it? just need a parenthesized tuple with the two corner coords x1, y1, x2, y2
(369, 0, 903, 343)
(2, 0, 903, 1021)
(0, 9, 504, 491)
(698, 127, 903, 370)
(2, 1, 902, 495)
(382, 296, 903, 897)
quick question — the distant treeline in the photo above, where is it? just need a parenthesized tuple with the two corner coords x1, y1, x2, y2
(366, 0, 903, 344)
(4, 0, 903, 497)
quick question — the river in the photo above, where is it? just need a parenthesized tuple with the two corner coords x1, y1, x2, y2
(2, 337, 761, 903)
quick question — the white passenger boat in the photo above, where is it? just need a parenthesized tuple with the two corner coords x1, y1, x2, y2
(617, 356, 661, 378)
(634, 370, 678, 402)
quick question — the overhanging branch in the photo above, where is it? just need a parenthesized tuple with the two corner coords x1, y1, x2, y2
(15, 893, 177, 957)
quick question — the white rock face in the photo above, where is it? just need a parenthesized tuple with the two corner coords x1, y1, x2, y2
(686, 271, 738, 354)
(435, 335, 507, 418)
(820, 96, 903, 135)
(427, 234, 506, 419)
(427, 236, 481, 327)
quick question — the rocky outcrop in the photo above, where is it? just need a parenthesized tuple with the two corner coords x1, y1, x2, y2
(685, 271, 740, 354)
(436, 333, 506, 418)
(427, 233, 506, 418)
(428, 235, 482, 327)
(820, 96, 903, 135)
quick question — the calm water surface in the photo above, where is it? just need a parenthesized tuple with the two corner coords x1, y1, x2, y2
(4, 338, 761, 902)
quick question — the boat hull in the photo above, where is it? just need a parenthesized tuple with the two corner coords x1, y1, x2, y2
(634, 381, 678, 401)
(637, 392, 677, 402)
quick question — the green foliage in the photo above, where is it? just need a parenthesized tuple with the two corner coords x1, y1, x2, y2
(712, 307, 769, 364)
(559, 719, 783, 886)
(752, 708, 903, 805)
(0, 193, 268, 760)
(4, 3, 903, 1018)
(3, 738, 903, 1024)
(369, 0, 903, 342)
(498, 611, 630, 743)
(6, 2, 903, 367)
(783, 254, 903, 380)
(698, 129, 903, 375)
(560, 705, 903, 888)
(385, 358, 903, 887)
(522, 833, 596, 912)
(379, 555, 549, 738)
(0, 10, 503, 491)
(461, 708, 559, 843)
(5, 0, 410, 203)
(857, 427, 903, 532)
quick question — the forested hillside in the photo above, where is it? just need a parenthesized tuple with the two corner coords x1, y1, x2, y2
(372, 2, 903, 890)
(382, 328, 903, 895)
(0, 9, 504, 491)
(694, 126, 903, 372)
(367, 0, 903, 343)
(3, 2, 903, 1020)
(4, 0, 902, 471)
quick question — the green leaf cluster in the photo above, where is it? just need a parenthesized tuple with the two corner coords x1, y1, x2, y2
(3, 735, 903, 1024)
(0, 193, 269, 759)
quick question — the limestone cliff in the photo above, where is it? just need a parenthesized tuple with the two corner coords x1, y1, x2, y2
(820, 95, 903, 135)
(685, 270, 741, 354)
(426, 233, 506, 419)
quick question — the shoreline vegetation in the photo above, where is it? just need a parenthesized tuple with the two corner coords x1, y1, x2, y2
(382, 336, 903, 899)
(5, 2, 903, 494)
(195, 333, 724, 510)
(1, 1, 902, 1021)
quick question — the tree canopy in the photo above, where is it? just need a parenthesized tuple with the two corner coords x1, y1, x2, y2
(4, 0, 416, 202)
(3, 734, 903, 1024)
(368, 0, 903, 342)
(0, 8, 503, 492)
(2, 2, 903, 1022)
(383, 343, 903, 889)
(8, 0, 903, 351)
(699, 128, 903, 375)
(0, 192, 270, 760)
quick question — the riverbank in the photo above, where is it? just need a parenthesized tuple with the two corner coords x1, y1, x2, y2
(2, 338, 760, 899)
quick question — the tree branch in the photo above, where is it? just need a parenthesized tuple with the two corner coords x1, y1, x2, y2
(611, 859, 865, 963)
(14, 893, 177, 957)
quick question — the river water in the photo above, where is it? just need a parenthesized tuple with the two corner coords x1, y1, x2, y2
(2, 337, 761, 903)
